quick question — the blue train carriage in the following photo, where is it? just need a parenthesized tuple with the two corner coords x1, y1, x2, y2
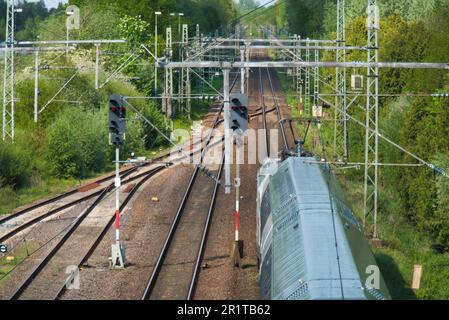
(256, 156, 391, 300)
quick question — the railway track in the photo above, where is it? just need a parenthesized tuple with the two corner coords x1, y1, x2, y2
(142, 155, 224, 300)
(253, 49, 290, 156)
(0, 166, 138, 226)
(258, 67, 270, 156)
(141, 72, 240, 300)
(4, 133, 225, 299)
(8, 166, 166, 300)
(264, 66, 290, 152)
(2, 70, 241, 300)
(0, 168, 143, 245)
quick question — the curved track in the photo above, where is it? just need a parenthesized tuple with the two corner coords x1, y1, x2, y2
(9, 167, 165, 300)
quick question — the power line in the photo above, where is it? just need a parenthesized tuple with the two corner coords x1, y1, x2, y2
(232, 0, 277, 24)
(240, 0, 286, 23)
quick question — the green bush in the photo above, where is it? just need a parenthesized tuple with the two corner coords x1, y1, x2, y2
(46, 107, 109, 179)
(0, 140, 33, 189)
(416, 253, 449, 299)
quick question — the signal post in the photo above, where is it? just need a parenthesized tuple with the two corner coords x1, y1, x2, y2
(229, 94, 248, 268)
(108, 94, 127, 269)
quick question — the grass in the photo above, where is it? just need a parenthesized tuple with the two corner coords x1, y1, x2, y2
(172, 77, 222, 142)
(0, 178, 80, 216)
(275, 69, 449, 300)
(0, 239, 40, 286)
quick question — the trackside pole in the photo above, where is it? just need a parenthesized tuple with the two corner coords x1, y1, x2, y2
(110, 147, 125, 269)
(115, 147, 120, 242)
(34, 51, 39, 123)
(223, 66, 232, 194)
(240, 49, 245, 94)
(232, 133, 244, 268)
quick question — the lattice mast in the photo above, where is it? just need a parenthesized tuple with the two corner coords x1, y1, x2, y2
(164, 27, 174, 129)
(313, 40, 320, 109)
(2, 0, 15, 141)
(304, 39, 311, 116)
(295, 35, 303, 108)
(181, 24, 191, 119)
(363, 0, 380, 239)
(333, 0, 348, 161)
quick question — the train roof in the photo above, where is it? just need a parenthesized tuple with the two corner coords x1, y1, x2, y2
(266, 156, 389, 300)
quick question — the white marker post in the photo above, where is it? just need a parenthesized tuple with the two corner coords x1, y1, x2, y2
(240, 49, 245, 94)
(223, 65, 232, 194)
(233, 133, 243, 268)
(110, 147, 125, 269)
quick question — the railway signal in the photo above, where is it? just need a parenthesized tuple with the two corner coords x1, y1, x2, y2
(230, 93, 249, 134)
(108, 94, 126, 269)
(229, 94, 248, 268)
(108, 94, 126, 146)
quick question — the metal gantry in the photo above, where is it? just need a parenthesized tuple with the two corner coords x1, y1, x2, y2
(164, 27, 174, 129)
(363, 0, 380, 238)
(294, 35, 303, 109)
(334, 0, 348, 161)
(313, 40, 320, 109)
(304, 39, 311, 116)
(181, 24, 191, 119)
(3, 0, 15, 141)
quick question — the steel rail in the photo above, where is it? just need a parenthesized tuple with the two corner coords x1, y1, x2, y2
(7, 69, 241, 300)
(0, 167, 137, 226)
(0, 167, 158, 244)
(186, 155, 224, 300)
(0, 139, 210, 242)
(265, 67, 290, 151)
(53, 166, 167, 300)
(141, 108, 224, 300)
(141, 161, 201, 300)
(5, 133, 226, 299)
(9, 184, 112, 299)
(258, 65, 270, 157)
(8, 166, 165, 300)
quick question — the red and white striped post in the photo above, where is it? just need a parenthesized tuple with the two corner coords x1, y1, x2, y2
(111, 147, 125, 269)
(115, 147, 120, 243)
(233, 134, 243, 268)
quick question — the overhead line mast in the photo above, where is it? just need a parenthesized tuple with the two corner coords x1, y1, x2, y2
(363, 0, 380, 239)
(3, 0, 16, 141)
(334, 0, 348, 161)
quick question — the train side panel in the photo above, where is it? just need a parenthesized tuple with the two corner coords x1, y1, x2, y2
(257, 157, 391, 300)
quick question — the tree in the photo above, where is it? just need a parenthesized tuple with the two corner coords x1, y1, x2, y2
(285, 0, 326, 36)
